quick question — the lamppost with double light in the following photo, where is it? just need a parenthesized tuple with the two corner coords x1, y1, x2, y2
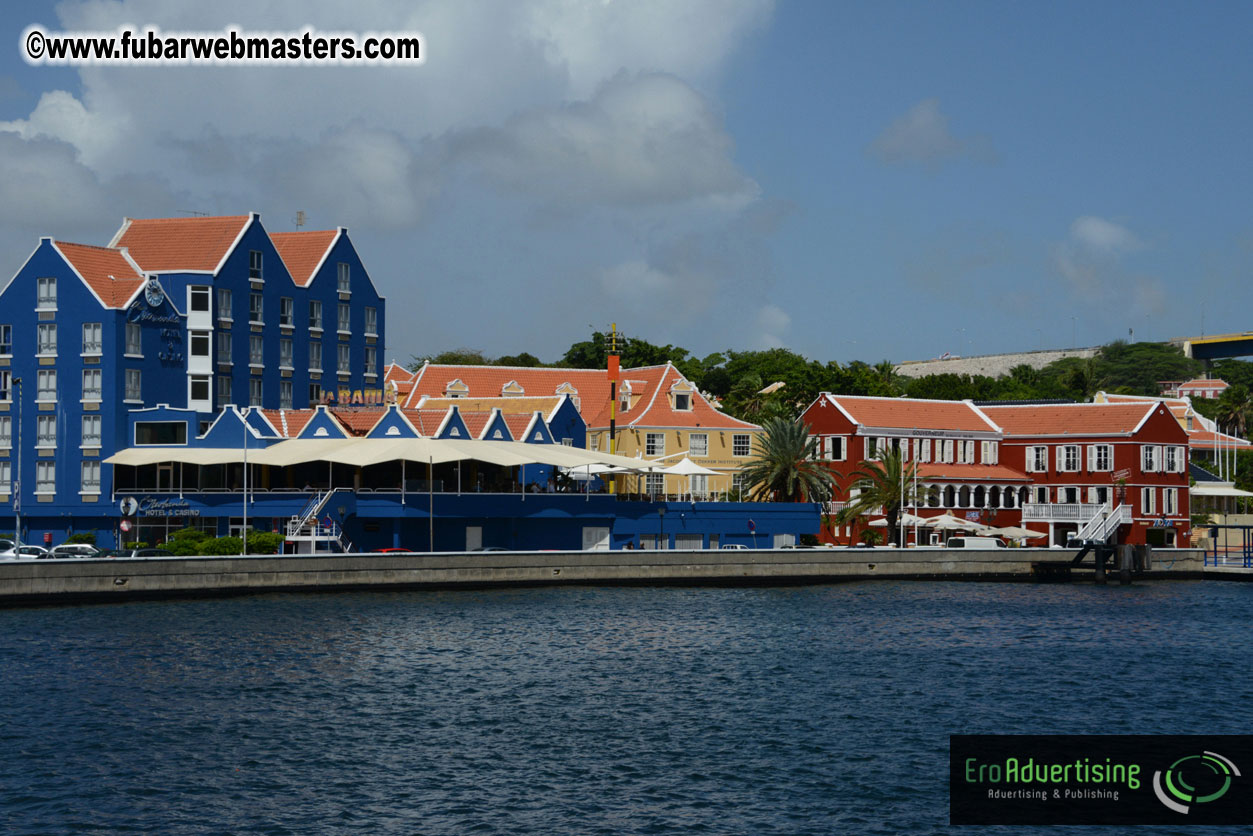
(12, 376, 20, 548)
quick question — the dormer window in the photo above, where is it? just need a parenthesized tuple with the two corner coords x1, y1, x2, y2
(502, 380, 525, 397)
(674, 392, 691, 411)
(445, 379, 468, 399)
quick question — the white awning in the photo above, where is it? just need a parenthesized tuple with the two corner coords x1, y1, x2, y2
(104, 438, 669, 471)
(1191, 483, 1253, 498)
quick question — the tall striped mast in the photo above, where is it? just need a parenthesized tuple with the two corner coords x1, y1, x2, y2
(608, 323, 619, 495)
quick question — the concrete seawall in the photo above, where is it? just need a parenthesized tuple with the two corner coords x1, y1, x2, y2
(0, 548, 1212, 606)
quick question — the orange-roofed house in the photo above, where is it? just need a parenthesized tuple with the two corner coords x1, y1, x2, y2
(981, 402, 1190, 547)
(799, 394, 1029, 545)
(403, 361, 762, 497)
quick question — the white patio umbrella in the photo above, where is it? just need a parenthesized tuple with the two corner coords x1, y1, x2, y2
(988, 525, 1047, 541)
(659, 457, 721, 501)
(922, 513, 991, 533)
(868, 512, 929, 527)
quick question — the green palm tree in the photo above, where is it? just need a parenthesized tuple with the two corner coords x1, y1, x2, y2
(741, 417, 836, 503)
(1216, 384, 1252, 438)
(834, 447, 919, 546)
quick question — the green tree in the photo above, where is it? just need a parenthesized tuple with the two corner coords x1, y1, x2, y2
(834, 448, 919, 547)
(494, 352, 544, 367)
(1215, 384, 1252, 438)
(740, 418, 836, 503)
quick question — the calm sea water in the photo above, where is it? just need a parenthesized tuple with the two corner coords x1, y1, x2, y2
(1, 581, 1249, 835)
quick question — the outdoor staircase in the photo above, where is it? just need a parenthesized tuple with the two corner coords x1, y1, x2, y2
(285, 488, 351, 553)
(1073, 501, 1132, 544)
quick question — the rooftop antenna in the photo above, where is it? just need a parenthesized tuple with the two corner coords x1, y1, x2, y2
(295, 210, 306, 229)
(177, 209, 209, 217)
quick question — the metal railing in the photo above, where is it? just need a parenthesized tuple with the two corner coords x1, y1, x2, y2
(1021, 502, 1104, 522)
(1073, 502, 1131, 543)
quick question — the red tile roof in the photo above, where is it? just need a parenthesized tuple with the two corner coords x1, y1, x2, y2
(981, 403, 1157, 436)
(405, 363, 757, 431)
(915, 463, 1029, 482)
(823, 395, 999, 434)
(260, 409, 315, 438)
(331, 408, 383, 436)
(416, 396, 564, 417)
(112, 215, 252, 273)
(53, 241, 144, 308)
(270, 229, 338, 287)
(1188, 430, 1252, 450)
(1177, 378, 1229, 393)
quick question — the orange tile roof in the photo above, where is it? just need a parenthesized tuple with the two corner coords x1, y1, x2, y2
(981, 403, 1157, 436)
(416, 396, 564, 416)
(1177, 378, 1229, 392)
(260, 409, 314, 438)
(406, 363, 757, 431)
(384, 363, 414, 384)
(1188, 430, 1252, 450)
(823, 395, 998, 433)
(331, 408, 383, 436)
(54, 241, 143, 308)
(113, 215, 251, 273)
(915, 463, 1029, 482)
(270, 229, 338, 287)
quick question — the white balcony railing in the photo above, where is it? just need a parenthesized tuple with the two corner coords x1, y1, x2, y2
(1020, 502, 1104, 522)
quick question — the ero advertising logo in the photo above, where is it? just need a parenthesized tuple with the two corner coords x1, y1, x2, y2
(950, 735, 1252, 825)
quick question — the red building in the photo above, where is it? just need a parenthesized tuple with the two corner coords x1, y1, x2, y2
(799, 395, 1030, 545)
(980, 403, 1190, 547)
(800, 394, 1192, 548)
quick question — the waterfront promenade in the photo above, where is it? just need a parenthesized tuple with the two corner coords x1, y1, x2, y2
(0, 548, 1214, 606)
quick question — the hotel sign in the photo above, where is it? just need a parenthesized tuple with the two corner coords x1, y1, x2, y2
(119, 495, 201, 518)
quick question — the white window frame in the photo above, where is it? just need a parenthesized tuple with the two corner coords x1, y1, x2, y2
(917, 438, 931, 463)
(1142, 487, 1156, 515)
(81, 368, 102, 401)
(36, 276, 56, 309)
(125, 322, 142, 356)
(958, 439, 974, 464)
(1165, 445, 1183, 473)
(1027, 445, 1048, 473)
(1059, 444, 1080, 473)
(689, 432, 709, 458)
(216, 331, 232, 365)
(217, 375, 232, 405)
(217, 288, 232, 321)
(124, 368, 142, 402)
(279, 338, 294, 369)
(0, 415, 10, 448)
(309, 340, 322, 372)
(1142, 445, 1159, 473)
(337, 343, 351, 374)
(81, 414, 102, 447)
(249, 249, 263, 280)
(0, 324, 11, 356)
(364, 306, 377, 336)
(37, 369, 57, 402)
(337, 303, 351, 333)
(81, 322, 102, 355)
(309, 299, 322, 331)
(337, 262, 351, 293)
(249, 377, 263, 407)
(249, 335, 264, 367)
(1163, 487, 1178, 516)
(364, 345, 377, 377)
(733, 434, 751, 457)
(36, 323, 57, 356)
(279, 296, 294, 327)
(1088, 444, 1112, 472)
(36, 414, 56, 447)
(189, 374, 210, 404)
(189, 285, 211, 315)
(941, 439, 955, 464)
(674, 392, 692, 411)
(80, 460, 101, 495)
(190, 331, 210, 360)
(279, 380, 293, 410)
(35, 460, 55, 494)
(249, 292, 264, 324)
(645, 432, 665, 457)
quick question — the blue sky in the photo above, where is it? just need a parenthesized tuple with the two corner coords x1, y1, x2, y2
(2, 1, 1250, 367)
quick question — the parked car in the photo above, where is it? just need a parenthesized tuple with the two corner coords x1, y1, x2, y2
(470, 546, 508, 552)
(720, 544, 749, 550)
(0, 544, 50, 559)
(945, 536, 1007, 549)
(95, 547, 174, 559)
(48, 544, 101, 559)
(372, 547, 416, 553)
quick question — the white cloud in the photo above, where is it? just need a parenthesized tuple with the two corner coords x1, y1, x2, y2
(869, 98, 995, 167)
(1069, 216, 1142, 253)
(1051, 215, 1159, 310)
(755, 303, 790, 349)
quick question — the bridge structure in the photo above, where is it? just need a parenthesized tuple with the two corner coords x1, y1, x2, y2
(1172, 332, 1253, 361)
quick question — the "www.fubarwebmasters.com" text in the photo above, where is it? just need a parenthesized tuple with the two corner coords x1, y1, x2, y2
(22, 26, 424, 66)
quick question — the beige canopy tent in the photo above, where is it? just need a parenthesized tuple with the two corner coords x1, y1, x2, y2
(104, 437, 668, 471)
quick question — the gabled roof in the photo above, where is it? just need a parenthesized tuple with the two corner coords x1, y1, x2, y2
(52, 241, 144, 309)
(818, 394, 1001, 434)
(405, 362, 757, 431)
(1176, 378, 1229, 394)
(981, 402, 1162, 437)
(915, 463, 1030, 482)
(110, 214, 253, 273)
(270, 229, 340, 287)
(331, 408, 385, 436)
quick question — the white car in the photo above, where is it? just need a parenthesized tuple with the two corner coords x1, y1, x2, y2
(48, 544, 101, 559)
(720, 544, 749, 550)
(0, 544, 49, 559)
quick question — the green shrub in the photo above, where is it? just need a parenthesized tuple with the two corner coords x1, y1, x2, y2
(201, 536, 243, 555)
(245, 532, 285, 554)
(124, 541, 150, 550)
(165, 538, 205, 556)
(169, 527, 211, 542)
(65, 532, 98, 545)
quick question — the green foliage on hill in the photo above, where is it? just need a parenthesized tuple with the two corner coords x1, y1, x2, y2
(403, 332, 1249, 430)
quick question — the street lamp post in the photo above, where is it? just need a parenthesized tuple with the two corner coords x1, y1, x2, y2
(12, 376, 20, 548)
(658, 506, 666, 550)
(241, 406, 248, 555)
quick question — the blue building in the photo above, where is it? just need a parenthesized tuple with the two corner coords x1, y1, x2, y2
(0, 213, 385, 547)
(1, 213, 817, 552)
